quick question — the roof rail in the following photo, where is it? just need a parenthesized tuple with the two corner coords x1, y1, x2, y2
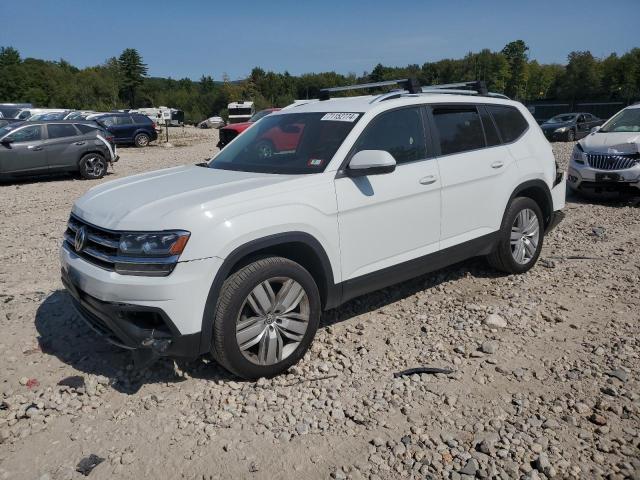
(319, 78, 421, 101)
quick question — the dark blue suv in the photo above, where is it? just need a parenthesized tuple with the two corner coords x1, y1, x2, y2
(95, 113, 158, 147)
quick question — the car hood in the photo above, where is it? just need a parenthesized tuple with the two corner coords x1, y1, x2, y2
(222, 122, 252, 132)
(72, 165, 299, 231)
(580, 132, 640, 154)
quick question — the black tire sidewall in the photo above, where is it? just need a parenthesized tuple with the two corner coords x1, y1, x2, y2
(214, 258, 321, 379)
(497, 197, 544, 274)
(80, 154, 106, 179)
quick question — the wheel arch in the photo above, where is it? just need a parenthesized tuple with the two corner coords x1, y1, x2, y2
(507, 179, 553, 229)
(198, 232, 340, 355)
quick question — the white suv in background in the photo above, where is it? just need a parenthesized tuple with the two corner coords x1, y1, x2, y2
(60, 80, 566, 379)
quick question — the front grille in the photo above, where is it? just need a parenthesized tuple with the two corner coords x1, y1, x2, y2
(64, 215, 120, 271)
(586, 153, 639, 171)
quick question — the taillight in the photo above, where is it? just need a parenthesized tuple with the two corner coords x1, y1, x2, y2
(152, 122, 157, 130)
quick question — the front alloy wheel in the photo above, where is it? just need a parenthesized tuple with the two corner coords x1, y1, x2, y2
(236, 277, 310, 365)
(211, 257, 320, 379)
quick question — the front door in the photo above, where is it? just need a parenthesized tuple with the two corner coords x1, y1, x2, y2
(335, 106, 441, 282)
(0, 124, 47, 176)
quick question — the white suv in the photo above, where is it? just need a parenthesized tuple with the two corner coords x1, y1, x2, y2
(60, 80, 566, 379)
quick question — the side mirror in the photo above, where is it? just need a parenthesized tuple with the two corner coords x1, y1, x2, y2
(590, 126, 601, 134)
(347, 150, 396, 177)
(1, 137, 13, 145)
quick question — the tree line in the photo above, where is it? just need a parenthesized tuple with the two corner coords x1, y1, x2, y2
(1, 41, 638, 123)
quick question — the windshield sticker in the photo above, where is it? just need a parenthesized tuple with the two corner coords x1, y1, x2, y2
(321, 113, 359, 122)
(307, 158, 324, 167)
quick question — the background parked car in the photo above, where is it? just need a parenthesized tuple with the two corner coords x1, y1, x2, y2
(0, 120, 118, 180)
(94, 112, 158, 147)
(540, 112, 603, 142)
(217, 108, 280, 149)
(198, 115, 225, 129)
(0, 103, 32, 119)
(0, 118, 24, 128)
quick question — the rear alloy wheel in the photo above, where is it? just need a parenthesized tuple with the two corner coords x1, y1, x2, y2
(255, 140, 274, 159)
(79, 153, 107, 179)
(134, 133, 150, 147)
(212, 257, 320, 379)
(487, 197, 544, 274)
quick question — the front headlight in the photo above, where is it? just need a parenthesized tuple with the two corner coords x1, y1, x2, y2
(119, 231, 190, 256)
(555, 126, 569, 133)
(116, 230, 190, 276)
(571, 144, 585, 164)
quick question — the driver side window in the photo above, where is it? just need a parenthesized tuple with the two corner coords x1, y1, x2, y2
(355, 107, 427, 165)
(6, 125, 42, 143)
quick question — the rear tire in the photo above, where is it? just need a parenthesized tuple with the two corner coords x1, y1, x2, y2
(79, 153, 107, 180)
(487, 197, 544, 274)
(134, 133, 150, 147)
(212, 257, 321, 379)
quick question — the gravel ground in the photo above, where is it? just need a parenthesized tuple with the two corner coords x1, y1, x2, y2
(0, 133, 638, 480)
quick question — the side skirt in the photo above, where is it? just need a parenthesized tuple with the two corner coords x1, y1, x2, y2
(338, 232, 499, 305)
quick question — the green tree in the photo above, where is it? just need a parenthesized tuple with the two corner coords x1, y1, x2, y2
(502, 40, 529, 99)
(118, 48, 147, 107)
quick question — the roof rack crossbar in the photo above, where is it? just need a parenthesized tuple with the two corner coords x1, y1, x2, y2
(421, 80, 488, 95)
(319, 78, 421, 100)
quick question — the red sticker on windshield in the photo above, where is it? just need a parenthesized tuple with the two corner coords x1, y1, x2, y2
(307, 159, 324, 167)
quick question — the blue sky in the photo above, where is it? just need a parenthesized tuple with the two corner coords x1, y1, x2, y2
(1, 0, 638, 80)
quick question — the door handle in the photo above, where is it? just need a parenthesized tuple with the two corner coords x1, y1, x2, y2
(74, 141, 85, 146)
(27, 145, 43, 151)
(419, 175, 438, 185)
(491, 161, 504, 169)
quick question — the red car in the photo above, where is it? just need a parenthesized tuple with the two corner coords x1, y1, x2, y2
(217, 108, 280, 149)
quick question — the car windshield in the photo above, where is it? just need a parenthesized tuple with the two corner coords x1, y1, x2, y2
(209, 112, 361, 174)
(546, 114, 576, 123)
(0, 107, 20, 118)
(599, 108, 640, 133)
(250, 110, 275, 122)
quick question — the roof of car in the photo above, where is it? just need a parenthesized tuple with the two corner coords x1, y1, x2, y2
(279, 92, 520, 115)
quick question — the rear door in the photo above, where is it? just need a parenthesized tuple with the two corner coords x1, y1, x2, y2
(44, 123, 85, 171)
(335, 106, 441, 281)
(429, 104, 517, 249)
(0, 124, 47, 175)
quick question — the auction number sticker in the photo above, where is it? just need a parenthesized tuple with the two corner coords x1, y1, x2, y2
(321, 113, 359, 122)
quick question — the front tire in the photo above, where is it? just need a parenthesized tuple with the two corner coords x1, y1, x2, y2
(212, 257, 321, 379)
(79, 153, 107, 179)
(566, 129, 575, 142)
(487, 197, 544, 274)
(134, 133, 150, 147)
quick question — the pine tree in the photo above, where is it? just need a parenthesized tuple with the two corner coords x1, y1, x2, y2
(118, 48, 147, 107)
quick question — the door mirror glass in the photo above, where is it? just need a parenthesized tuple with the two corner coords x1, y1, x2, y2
(347, 150, 396, 177)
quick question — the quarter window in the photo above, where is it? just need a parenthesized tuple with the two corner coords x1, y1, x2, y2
(432, 107, 485, 155)
(115, 116, 133, 125)
(5, 125, 42, 142)
(354, 107, 427, 164)
(47, 124, 78, 139)
(487, 105, 529, 143)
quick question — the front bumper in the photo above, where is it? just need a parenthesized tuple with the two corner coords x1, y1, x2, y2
(568, 161, 640, 195)
(543, 129, 570, 142)
(60, 244, 222, 358)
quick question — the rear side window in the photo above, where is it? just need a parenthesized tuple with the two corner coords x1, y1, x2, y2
(432, 107, 485, 155)
(487, 106, 529, 143)
(132, 114, 152, 124)
(99, 116, 115, 126)
(355, 107, 427, 164)
(114, 116, 133, 125)
(47, 124, 78, 139)
(479, 107, 501, 147)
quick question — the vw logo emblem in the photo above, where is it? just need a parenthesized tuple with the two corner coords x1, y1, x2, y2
(74, 226, 88, 252)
